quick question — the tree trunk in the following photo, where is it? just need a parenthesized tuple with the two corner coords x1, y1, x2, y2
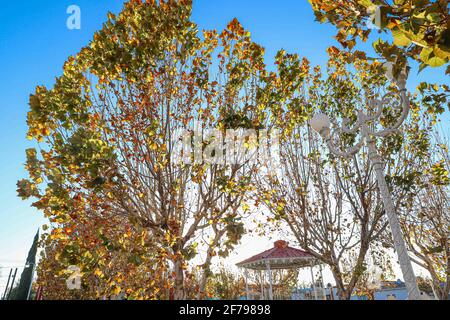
(431, 277, 448, 300)
(198, 267, 210, 300)
(173, 258, 185, 300)
(426, 259, 449, 300)
(198, 247, 216, 299)
(198, 228, 225, 299)
(343, 239, 370, 300)
(330, 266, 350, 300)
(340, 290, 352, 300)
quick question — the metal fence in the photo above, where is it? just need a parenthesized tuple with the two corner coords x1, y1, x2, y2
(0, 265, 27, 300)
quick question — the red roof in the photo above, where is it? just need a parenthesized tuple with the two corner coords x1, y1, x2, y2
(236, 240, 313, 267)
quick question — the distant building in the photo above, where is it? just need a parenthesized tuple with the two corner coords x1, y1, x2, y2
(320, 280, 435, 300)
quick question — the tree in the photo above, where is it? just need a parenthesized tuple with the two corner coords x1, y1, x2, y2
(9, 230, 39, 300)
(18, 0, 303, 299)
(308, 0, 450, 71)
(405, 184, 449, 300)
(205, 266, 245, 300)
(36, 212, 168, 300)
(396, 124, 450, 300)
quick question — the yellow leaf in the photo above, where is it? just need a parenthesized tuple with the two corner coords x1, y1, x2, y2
(111, 286, 121, 295)
(94, 269, 104, 277)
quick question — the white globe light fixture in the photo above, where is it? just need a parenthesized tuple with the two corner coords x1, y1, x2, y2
(310, 113, 331, 135)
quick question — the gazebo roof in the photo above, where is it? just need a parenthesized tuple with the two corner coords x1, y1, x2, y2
(236, 240, 317, 270)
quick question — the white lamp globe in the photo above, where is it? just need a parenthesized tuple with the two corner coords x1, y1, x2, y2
(310, 113, 331, 134)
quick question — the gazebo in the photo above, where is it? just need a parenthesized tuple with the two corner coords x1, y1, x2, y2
(236, 240, 326, 300)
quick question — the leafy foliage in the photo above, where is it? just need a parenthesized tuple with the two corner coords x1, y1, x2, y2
(309, 0, 450, 70)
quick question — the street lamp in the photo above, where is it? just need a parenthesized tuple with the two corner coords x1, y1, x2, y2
(310, 62, 421, 300)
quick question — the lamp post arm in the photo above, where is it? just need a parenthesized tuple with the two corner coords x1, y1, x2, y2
(324, 133, 365, 158)
(368, 89, 410, 137)
(340, 117, 362, 135)
(365, 98, 384, 123)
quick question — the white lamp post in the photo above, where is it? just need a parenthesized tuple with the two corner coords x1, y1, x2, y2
(310, 62, 421, 300)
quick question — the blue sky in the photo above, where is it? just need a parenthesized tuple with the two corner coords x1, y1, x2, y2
(0, 0, 448, 286)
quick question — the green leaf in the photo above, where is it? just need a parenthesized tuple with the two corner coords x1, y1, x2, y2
(420, 47, 447, 67)
(372, 38, 385, 51)
(392, 29, 412, 47)
(357, 0, 373, 7)
(426, 12, 441, 23)
(418, 62, 428, 73)
(427, 55, 447, 67)
(434, 45, 450, 60)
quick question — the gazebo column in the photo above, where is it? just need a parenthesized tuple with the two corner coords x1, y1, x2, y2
(310, 263, 318, 300)
(259, 270, 264, 300)
(319, 264, 326, 300)
(244, 269, 250, 300)
(265, 261, 273, 300)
